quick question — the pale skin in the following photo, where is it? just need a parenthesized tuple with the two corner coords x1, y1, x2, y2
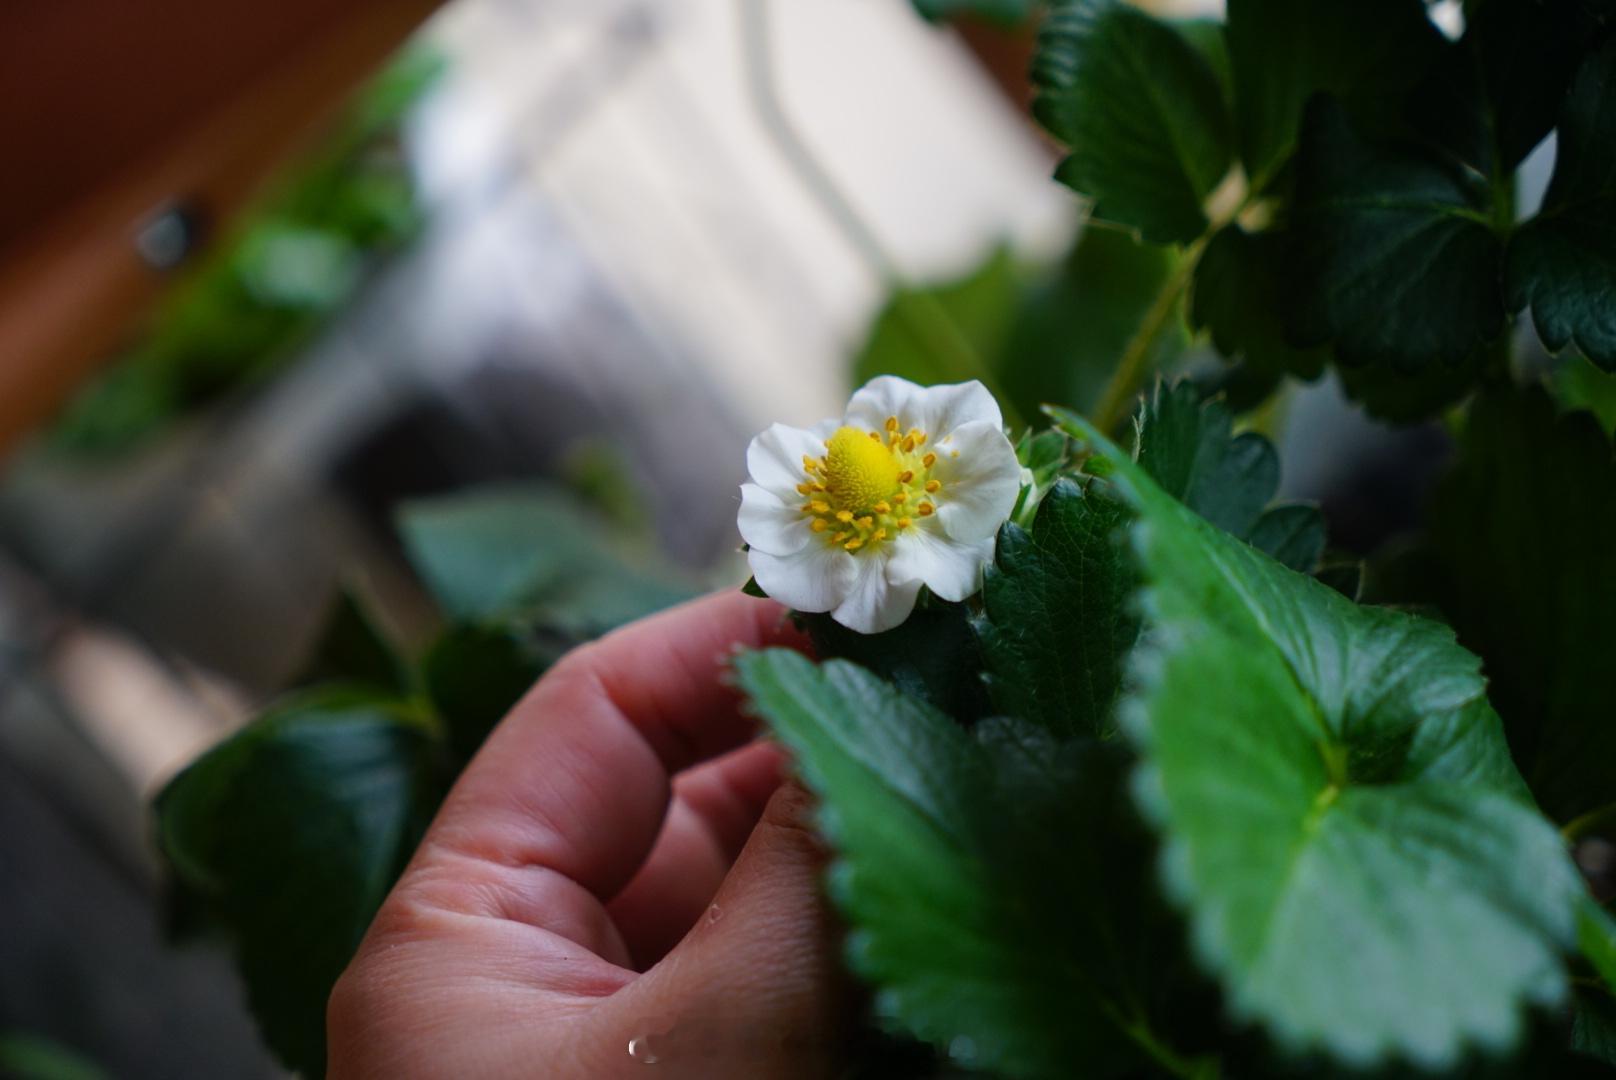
(327, 592, 845, 1078)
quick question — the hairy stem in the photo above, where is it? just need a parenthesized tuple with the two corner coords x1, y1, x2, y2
(736, 0, 1023, 429)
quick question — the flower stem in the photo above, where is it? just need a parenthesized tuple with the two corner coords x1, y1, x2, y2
(736, 0, 1024, 430)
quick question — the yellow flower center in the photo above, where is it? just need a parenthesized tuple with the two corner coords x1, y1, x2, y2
(797, 417, 947, 553)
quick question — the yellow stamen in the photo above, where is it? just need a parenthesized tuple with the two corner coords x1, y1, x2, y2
(898, 470, 914, 483)
(893, 493, 907, 505)
(896, 517, 912, 529)
(922, 452, 937, 468)
(868, 430, 882, 441)
(873, 501, 891, 514)
(796, 482, 814, 495)
(925, 479, 941, 493)
(871, 528, 887, 542)
(918, 502, 935, 516)
(810, 500, 831, 514)
(856, 516, 874, 529)
(884, 415, 900, 432)
(901, 435, 916, 452)
(833, 531, 852, 543)
(811, 519, 830, 532)
(844, 538, 863, 551)
(835, 509, 853, 523)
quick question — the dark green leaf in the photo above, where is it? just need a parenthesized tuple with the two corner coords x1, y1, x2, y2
(1426, 387, 1616, 824)
(155, 690, 446, 1077)
(1574, 990, 1616, 1066)
(740, 576, 768, 599)
(296, 588, 410, 694)
(1225, 0, 1442, 183)
(396, 484, 692, 632)
(1191, 225, 1326, 382)
(1134, 380, 1326, 569)
(422, 622, 564, 766)
(977, 479, 1139, 739)
(735, 651, 1212, 1079)
(1052, 407, 1582, 1069)
(1411, 0, 1604, 177)
(1508, 39, 1616, 371)
(1032, 0, 1233, 244)
(796, 599, 990, 723)
(1287, 98, 1505, 372)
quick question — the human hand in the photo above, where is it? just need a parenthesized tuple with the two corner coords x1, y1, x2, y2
(327, 592, 845, 1078)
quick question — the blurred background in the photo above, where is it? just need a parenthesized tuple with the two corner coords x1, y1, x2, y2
(0, 0, 1506, 1075)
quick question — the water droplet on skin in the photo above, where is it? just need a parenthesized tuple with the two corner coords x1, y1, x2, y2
(627, 1036, 660, 1064)
(705, 904, 723, 925)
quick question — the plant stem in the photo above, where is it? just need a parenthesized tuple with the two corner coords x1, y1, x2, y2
(1563, 799, 1616, 842)
(1091, 231, 1208, 434)
(736, 0, 1023, 429)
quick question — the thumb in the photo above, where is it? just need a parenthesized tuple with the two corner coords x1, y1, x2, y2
(592, 781, 848, 1078)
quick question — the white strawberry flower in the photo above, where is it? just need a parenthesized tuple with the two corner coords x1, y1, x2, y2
(739, 376, 1022, 633)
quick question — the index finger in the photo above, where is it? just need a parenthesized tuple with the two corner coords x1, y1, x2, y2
(415, 590, 808, 908)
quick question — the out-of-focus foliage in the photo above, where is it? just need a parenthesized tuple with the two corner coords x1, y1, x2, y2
(154, 484, 692, 1077)
(52, 48, 444, 454)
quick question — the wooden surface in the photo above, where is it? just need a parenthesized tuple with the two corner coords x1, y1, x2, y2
(0, 0, 443, 459)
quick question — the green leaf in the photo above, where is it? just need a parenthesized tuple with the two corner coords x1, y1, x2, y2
(296, 588, 410, 694)
(999, 226, 1183, 423)
(396, 484, 692, 632)
(1425, 387, 1616, 824)
(978, 479, 1139, 739)
(1032, 0, 1233, 244)
(1581, 898, 1616, 991)
(909, 0, 1039, 27)
(422, 621, 564, 766)
(1508, 39, 1616, 371)
(796, 599, 990, 722)
(735, 651, 1212, 1079)
(155, 689, 446, 1077)
(1051, 407, 1583, 1068)
(1191, 225, 1326, 382)
(1577, 900, 1616, 1065)
(1224, 0, 1442, 183)
(851, 247, 1026, 394)
(1287, 98, 1505, 372)
(1134, 381, 1325, 571)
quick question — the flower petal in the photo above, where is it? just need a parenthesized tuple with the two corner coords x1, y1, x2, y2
(746, 422, 825, 498)
(844, 376, 1002, 438)
(738, 483, 811, 557)
(931, 420, 1022, 542)
(886, 528, 994, 602)
(749, 542, 857, 613)
(831, 554, 921, 634)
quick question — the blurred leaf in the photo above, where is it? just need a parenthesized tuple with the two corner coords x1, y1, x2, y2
(1224, 0, 1442, 183)
(1054, 408, 1581, 1069)
(155, 689, 447, 1078)
(1508, 38, 1616, 372)
(1425, 387, 1616, 823)
(978, 479, 1138, 739)
(422, 621, 566, 766)
(395, 485, 693, 634)
(999, 227, 1183, 423)
(1032, 0, 1233, 244)
(0, 1034, 106, 1080)
(296, 588, 410, 694)
(855, 229, 1181, 432)
(851, 247, 1025, 393)
(736, 652, 1212, 1079)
